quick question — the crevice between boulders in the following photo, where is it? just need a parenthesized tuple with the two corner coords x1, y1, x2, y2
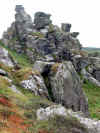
(41, 64, 55, 102)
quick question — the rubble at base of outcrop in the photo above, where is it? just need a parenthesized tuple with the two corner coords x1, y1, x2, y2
(37, 105, 100, 133)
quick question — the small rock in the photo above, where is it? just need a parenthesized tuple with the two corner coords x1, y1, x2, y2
(61, 23, 72, 32)
(37, 105, 67, 120)
(20, 74, 49, 98)
(0, 69, 7, 76)
(0, 46, 14, 67)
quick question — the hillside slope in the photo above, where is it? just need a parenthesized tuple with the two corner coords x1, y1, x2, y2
(0, 5, 100, 133)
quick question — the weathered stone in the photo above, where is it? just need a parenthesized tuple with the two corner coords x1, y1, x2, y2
(10, 85, 22, 94)
(81, 69, 100, 87)
(33, 61, 54, 73)
(15, 5, 32, 23)
(48, 61, 89, 116)
(88, 57, 100, 81)
(93, 70, 100, 82)
(71, 32, 80, 38)
(34, 12, 52, 29)
(35, 38, 54, 55)
(0, 69, 7, 76)
(15, 5, 33, 39)
(1, 6, 82, 63)
(72, 57, 89, 72)
(15, 5, 24, 12)
(0, 46, 14, 67)
(61, 23, 71, 32)
(37, 105, 100, 133)
(20, 73, 49, 98)
(37, 105, 67, 120)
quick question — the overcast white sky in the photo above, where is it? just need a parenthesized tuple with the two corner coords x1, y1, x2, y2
(0, 0, 100, 47)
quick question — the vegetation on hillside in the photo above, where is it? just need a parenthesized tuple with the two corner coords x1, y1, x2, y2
(83, 80, 100, 119)
(0, 40, 100, 132)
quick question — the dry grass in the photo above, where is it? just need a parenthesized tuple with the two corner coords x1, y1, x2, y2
(51, 63, 60, 73)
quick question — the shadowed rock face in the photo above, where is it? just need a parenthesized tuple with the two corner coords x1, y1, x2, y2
(49, 61, 89, 116)
(61, 23, 72, 32)
(33, 60, 89, 116)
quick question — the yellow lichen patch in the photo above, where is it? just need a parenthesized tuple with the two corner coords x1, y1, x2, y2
(0, 62, 13, 73)
(32, 69, 40, 76)
(71, 49, 88, 57)
(0, 76, 11, 89)
(31, 32, 45, 38)
(80, 50, 88, 57)
(70, 49, 80, 55)
(12, 67, 33, 83)
(51, 63, 60, 73)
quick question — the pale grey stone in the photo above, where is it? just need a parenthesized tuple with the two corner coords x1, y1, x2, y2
(0, 47, 14, 67)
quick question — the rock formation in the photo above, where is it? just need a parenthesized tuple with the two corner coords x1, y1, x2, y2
(1, 5, 89, 116)
(1, 5, 100, 133)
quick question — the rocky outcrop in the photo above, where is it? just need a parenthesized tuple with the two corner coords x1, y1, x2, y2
(4, 4, 100, 117)
(33, 60, 89, 115)
(34, 12, 52, 29)
(2, 5, 81, 62)
(37, 105, 100, 133)
(1, 5, 100, 133)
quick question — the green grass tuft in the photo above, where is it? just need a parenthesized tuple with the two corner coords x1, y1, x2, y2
(83, 80, 100, 119)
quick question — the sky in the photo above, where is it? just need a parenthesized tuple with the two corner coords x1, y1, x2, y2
(0, 0, 100, 47)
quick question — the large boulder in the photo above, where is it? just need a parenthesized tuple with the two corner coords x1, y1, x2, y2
(61, 23, 72, 32)
(37, 105, 67, 120)
(48, 61, 89, 116)
(15, 5, 33, 37)
(37, 60, 89, 115)
(34, 12, 52, 29)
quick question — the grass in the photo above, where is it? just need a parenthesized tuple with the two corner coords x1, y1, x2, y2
(31, 115, 88, 133)
(0, 37, 99, 132)
(8, 49, 32, 67)
(83, 80, 100, 119)
(51, 63, 60, 73)
(31, 32, 45, 38)
(0, 41, 32, 67)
